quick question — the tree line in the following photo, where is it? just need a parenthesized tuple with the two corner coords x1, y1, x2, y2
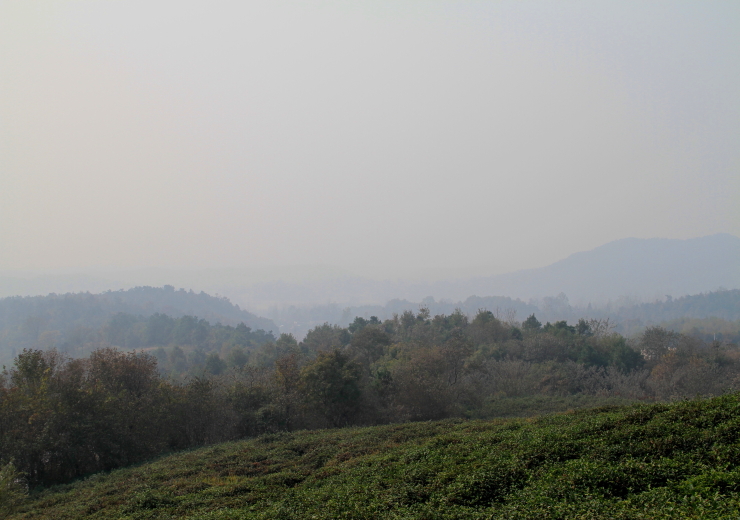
(265, 289, 740, 340)
(2, 308, 738, 489)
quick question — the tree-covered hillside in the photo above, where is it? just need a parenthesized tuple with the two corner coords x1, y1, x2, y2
(0, 286, 277, 363)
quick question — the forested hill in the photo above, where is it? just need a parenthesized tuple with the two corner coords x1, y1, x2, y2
(0, 285, 276, 331)
(0, 286, 276, 358)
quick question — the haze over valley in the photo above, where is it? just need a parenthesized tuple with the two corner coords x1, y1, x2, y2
(2, 2, 738, 282)
(2, 234, 738, 338)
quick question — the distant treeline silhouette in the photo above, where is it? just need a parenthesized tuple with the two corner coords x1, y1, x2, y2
(267, 289, 740, 340)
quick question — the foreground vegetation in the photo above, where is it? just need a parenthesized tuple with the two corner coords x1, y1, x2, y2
(5, 393, 740, 519)
(3, 305, 739, 489)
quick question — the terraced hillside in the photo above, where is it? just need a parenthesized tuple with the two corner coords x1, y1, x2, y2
(7, 394, 740, 519)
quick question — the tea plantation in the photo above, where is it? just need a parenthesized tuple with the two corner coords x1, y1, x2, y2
(7, 393, 740, 519)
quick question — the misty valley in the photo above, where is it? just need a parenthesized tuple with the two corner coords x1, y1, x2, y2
(3, 0, 739, 516)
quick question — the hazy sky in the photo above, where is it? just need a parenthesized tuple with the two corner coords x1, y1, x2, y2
(1, 1, 738, 280)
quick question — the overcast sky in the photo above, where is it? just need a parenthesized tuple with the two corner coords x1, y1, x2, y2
(1, 1, 738, 280)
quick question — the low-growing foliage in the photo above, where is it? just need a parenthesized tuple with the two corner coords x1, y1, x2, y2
(6, 393, 740, 519)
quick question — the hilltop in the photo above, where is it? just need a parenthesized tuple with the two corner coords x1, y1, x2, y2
(6, 393, 740, 519)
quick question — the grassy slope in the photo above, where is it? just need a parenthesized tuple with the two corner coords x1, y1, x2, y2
(10, 394, 740, 520)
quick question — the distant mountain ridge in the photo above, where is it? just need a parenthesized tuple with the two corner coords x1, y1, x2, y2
(0, 235, 737, 312)
(249, 234, 740, 311)
(446, 233, 740, 303)
(249, 234, 740, 336)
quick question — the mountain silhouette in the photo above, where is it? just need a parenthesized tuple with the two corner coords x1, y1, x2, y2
(456, 234, 740, 303)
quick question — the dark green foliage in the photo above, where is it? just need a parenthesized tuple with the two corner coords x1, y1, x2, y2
(7, 394, 740, 519)
(348, 316, 380, 333)
(204, 353, 226, 375)
(296, 289, 740, 342)
(544, 320, 576, 336)
(609, 338, 645, 371)
(522, 314, 542, 331)
(301, 323, 351, 355)
(299, 350, 362, 427)
(227, 347, 249, 369)
(0, 348, 173, 487)
(348, 326, 390, 370)
(0, 461, 25, 519)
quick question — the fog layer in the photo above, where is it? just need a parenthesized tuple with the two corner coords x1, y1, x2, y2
(1, 1, 738, 278)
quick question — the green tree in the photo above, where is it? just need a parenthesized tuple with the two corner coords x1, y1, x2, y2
(0, 461, 25, 519)
(204, 353, 226, 376)
(349, 326, 391, 371)
(275, 333, 299, 355)
(146, 313, 175, 346)
(469, 310, 508, 345)
(169, 346, 188, 373)
(639, 326, 681, 361)
(271, 353, 302, 430)
(300, 350, 362, 427)
(522, 314, 542, 332)
(300, 324, 350, 356)
(227, 347, 249, 369)
(179, 377, 233, 446)
(608, 338, 644, 372)
(85, 349, 169, 472)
